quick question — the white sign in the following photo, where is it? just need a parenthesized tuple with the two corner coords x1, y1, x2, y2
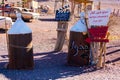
(88, 9, 111, 26)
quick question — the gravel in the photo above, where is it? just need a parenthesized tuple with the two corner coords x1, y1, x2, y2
(0, 13, 120, 80)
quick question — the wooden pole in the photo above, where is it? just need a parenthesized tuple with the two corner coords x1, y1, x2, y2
(97, 42, 104, 68)
(4, 17, 10, 68)
(54, 21, 68, 52)
(5, 18, 9, 52)
(103, 32, 110, 68)
(96, 31, 109, 69)
(71, 0, 75, 17)
(77, 4, 81, 16)
(54, 0, 58, 13)
(102, 43, 106, 67)
(98, 1, 101, 10)
(62, 0, 64, 7)
(2, 0, 5, 16)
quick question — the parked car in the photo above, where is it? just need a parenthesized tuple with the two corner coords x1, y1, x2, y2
(15, 7, 40, 19)
(0, 16, 13, 29)
(0, 7, 40, 22)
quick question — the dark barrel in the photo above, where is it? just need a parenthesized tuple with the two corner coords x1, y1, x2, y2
(67, 31, 90, 66)
(8, 33, 34, 69)
(7, 13, 34, 70)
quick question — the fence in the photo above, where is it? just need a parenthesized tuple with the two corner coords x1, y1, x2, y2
(112, 9, 120, 17)
(100, 2, 120, 17)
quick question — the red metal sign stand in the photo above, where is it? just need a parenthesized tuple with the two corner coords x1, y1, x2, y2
(86, 26, 109, 43)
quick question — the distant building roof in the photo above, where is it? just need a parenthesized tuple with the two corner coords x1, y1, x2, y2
(0, 0, 22, 3)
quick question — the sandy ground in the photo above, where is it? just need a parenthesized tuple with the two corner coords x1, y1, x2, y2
(0, 1, 120, 80)
(0, 14, 119, 80)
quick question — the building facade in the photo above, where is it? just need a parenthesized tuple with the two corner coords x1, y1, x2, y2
(0, 0, 38, 9)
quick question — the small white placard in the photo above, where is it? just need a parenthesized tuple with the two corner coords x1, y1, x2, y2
(88, 9, 111, 26)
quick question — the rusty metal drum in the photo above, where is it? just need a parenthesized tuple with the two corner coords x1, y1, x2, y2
(7, 13, 34, 69)
(67, 31, 90, 66)
(67, 12, 90, 66)
(8, 33, 34, 69)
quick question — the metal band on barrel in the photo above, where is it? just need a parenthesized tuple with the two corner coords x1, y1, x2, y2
(9, 42, 33, 49)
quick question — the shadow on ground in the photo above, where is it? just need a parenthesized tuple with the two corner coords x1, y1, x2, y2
(0, 44, 120, 80)
(38, 0, 49, 2)
(0, 51, 96, 80)
(0, 29, 7, 33)
(39, 18, 56, 22)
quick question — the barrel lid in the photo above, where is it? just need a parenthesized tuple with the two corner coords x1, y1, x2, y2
(70, 12, 87, 32)
(8, 13, 32, 34)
